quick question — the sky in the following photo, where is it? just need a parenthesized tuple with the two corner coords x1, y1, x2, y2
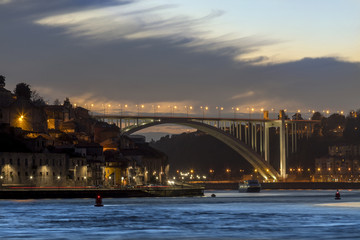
(1, 0, 360, 137)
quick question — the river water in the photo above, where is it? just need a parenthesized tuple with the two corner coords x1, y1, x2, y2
(1, 190, 360, 239)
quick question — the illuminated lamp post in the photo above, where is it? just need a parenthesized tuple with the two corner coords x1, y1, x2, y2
(216, 106, 224, 118)
(200, 106, 208, 120)
(250, 108, 255, 119)
(152, 105, 160, 117)
(260, 108, 264, 119)
(119, 104, 128, 116)
(232, 107, 239, 119)
(136, 104, 144, 117)
(173, 106, 177, 117)
(185, 106, 193, 118)
(107, 104, 112, 115)
(216, 106, 224, 128)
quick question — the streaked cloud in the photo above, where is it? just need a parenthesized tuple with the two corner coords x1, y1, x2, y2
(35, 1, 280, 65)
(0, 0, 12, 4)
(230, 91, 255, 100)
(34, 0, 360, 64)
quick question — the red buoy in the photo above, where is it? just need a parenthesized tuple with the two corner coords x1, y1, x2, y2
(335, 190, 341, 200)
(95, 195, 104, 207)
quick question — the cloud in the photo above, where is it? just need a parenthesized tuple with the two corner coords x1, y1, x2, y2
(0, 0, 11, 4)
(230, 91, 255, 100)
(34, 1, 280, 65)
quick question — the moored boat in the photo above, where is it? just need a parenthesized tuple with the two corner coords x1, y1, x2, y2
(239, 180, 261, 192)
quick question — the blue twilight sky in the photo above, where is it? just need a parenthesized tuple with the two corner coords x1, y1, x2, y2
(1, 0, 360, 125)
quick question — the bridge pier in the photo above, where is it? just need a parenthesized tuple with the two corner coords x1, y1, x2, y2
(279, 120, 287, 179)
(264, 120, 287, 180)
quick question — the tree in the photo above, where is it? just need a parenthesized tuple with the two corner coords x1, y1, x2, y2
(277, 112, 289, 120)
(0, 75, 5, 87)
(292, 113, 303, 120)
(322, 113, 345, 137)
(31, 90, 46, 106)
(344, 113, 360, 142)
(311, 112, 323, 120)
(14, 83, 32, 100)
(54, 99, 61, 105)
(311, 112, 324, 136)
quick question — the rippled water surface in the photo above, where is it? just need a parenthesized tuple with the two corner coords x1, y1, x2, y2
(1, 190, 360, 239)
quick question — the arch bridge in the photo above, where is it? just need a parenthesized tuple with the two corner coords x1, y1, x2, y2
(94, 114, 318, 181)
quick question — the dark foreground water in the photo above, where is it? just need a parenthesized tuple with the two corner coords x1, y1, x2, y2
(1, 190, 360, 240)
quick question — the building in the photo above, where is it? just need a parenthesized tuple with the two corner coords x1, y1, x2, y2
(0, 152, 87, 187)
(104, 135, 169, 186)
(314, 145, 360, 182)
(74, 143, 105, 186)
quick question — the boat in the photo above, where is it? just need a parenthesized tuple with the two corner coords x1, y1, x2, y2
(239, 180, 261, 193)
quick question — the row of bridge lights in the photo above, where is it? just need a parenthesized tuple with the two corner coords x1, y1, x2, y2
(180, 168, 359, 174)
(73, 103, 346, 118)
(317, 167, 359, 172)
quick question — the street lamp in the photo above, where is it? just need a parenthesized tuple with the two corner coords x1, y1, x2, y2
(216, 106, 224, 118)
(89, 103, 94, 114)
(136, 104, 144, 116)
(250, 108, 255, 119)
(200, 106, 208, 119)
(185, 106, 193, 118)
(107, 104, 112, 114)
(152, 105, 160, 117)
(121, 104, 128, 116)
(232, 107, 239, 119)
(173, 106, 177, 117)
(118, 104, 128, 115)
(168, 105, 177, 117)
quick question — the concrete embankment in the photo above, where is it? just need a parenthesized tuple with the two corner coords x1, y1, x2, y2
(202, 182, 360, 190)
(263, 182, 360, 190)
(0, 186, 204, 199)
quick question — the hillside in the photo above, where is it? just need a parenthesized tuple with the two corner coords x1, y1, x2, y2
(150, 131, 253, 178)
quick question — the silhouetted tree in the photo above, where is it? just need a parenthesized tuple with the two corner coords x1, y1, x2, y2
(311, 112, 323, 120)
(311, 112, 324, 136)
(292, 113, 303, 120)
(63, 97, 71, 107)
(31, 90, 46, 106)
(54, 99, 61, 105)
(277, 112, 289, 120)
(344, 113, 360, 142)
(14, 83, 31, 100)
(322, 113, 345, 137)
(0, 75, 5, 87)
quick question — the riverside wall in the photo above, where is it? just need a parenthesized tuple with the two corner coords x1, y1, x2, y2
(203, 182, 360, 190)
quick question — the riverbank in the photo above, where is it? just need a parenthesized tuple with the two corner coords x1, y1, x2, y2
(201, 181, 360, 190)
(0, 186, 204, 199)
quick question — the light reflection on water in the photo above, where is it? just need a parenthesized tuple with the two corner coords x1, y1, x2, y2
(1, 190, 360, 239)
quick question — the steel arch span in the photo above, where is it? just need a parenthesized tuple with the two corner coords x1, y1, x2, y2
(122, 118, 280, 180)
